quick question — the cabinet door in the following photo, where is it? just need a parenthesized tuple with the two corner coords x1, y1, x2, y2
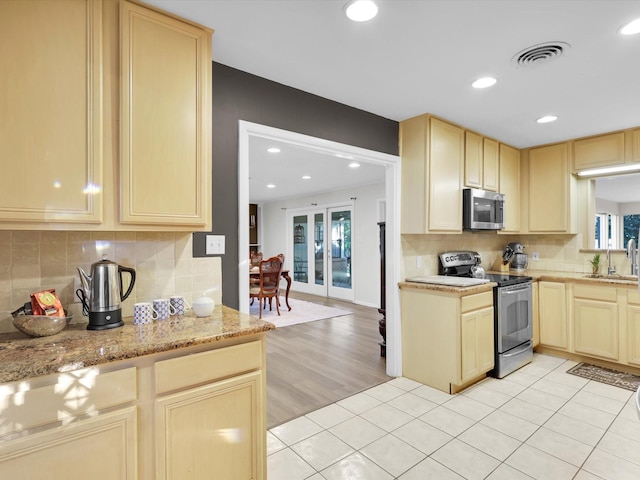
(529, 143, 571, 232)
(464, 131, 483, 189)
(573, 132, 625, 171)
(633, 129, 640, 163)
(156, 371, 264, 480)
(499, 144, 520, 232)
(538, 281, 568, 350)
(532, 282, 540, 348)
(120, 1, 212, 227)
(573, 298, 619, 360)
(483, 138, 499, 192)
(429, 118, 463, 232)
(460, 306, 494, 383)
(627, 290, 640, 366)
(0, 407, 137, 478)
(0, 0, 102, 224)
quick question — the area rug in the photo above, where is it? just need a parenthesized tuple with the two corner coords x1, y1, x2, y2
(249, 297, 351, 327)
(567, 362, 640, 392)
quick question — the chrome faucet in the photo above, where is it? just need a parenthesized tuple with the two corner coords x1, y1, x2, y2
(628, 239, 638, 276)
(607, 248, 617, 275)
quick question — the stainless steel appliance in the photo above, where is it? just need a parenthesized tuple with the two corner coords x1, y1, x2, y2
(439, 250, 533, 378)
(502, 242, 528, 271)
(76, 258, 136, 330)
(463, 188, 505, 231)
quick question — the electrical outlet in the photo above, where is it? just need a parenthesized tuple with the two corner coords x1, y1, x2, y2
(416, 256, 423, 268)
(532, 251, 540, 261)
(206, 235, 225, 255)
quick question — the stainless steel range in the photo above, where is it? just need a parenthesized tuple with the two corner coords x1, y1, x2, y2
(439, 251, 533, 378)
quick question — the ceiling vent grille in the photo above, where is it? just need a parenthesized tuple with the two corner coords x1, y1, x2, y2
(512, 42, 570, 67)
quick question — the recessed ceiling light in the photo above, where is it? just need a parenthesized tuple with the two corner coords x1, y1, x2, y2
(266, 184, 276, 189)
(302, 175, 311, 180)
(472, 77, 497, 89)
(344, 0, 378, 22)
(620, 18, 640, 35)
(267, 147, 280, 153)
(349, 162, 361, 168)
(536, 115, 558, 124)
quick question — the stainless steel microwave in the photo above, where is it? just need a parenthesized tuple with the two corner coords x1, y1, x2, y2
(463, 188, 505, 230)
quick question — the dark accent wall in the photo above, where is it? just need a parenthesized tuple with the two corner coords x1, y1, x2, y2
(194, 62, 399, 309)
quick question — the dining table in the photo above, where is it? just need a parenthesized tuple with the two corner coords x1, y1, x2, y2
(250, 267, 292, 310)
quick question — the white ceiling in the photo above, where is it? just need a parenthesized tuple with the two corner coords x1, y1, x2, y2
(145, 0, 640, 202)
(248, 136, 386, 203)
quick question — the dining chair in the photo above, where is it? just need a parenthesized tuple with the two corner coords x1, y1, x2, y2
(249, 256, 283, 318)
(249, 252, 263, 298)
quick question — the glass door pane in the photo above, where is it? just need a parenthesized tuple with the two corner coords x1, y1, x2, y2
(314, 213, 324, 286)
(330, 209, 352, 291)
(293, 215, 308, 283)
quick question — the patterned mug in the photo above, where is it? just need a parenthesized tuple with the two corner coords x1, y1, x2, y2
(133, 302, 158, 325)
(170, 295, 191, 316)
(153, 298, 176, 320)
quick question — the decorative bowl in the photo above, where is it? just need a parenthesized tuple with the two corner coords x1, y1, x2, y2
(12, 312, 73, 337)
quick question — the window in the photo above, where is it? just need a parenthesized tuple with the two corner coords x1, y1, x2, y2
(623, 214, 640, 248)
(595, 213, 640, 249)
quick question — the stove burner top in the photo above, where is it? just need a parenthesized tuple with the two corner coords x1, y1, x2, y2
(438, 250, 532, 287)
(484, 273, 532, 287)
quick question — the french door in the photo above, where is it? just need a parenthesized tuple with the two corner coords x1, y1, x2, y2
(289, 205, 353, 301)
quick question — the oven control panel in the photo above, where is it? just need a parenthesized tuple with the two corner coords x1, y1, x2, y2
(439, 251, 480, 268)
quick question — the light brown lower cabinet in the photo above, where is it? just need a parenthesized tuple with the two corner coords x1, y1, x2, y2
(538, 281, 569, 350)
(401, 287, 494, 393)
(627, 289, 640, 367)
(538, 280, 640, 370)
(0, 337, 267, 479)
(572, 284, 618, 361)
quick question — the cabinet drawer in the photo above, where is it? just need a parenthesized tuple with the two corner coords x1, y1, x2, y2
(155, 341, 263, 394)
(461, 291, 493, 313)
(0, 367, 137, 437)
(574, 284, 617, 302)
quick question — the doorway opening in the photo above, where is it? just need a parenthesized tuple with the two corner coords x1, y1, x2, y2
(237, 121, 402, 377)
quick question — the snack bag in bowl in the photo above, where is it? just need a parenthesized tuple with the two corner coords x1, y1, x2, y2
(30, 289, 65, 318)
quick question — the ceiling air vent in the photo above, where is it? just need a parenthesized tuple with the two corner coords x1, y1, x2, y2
(512, 41, 570, 67)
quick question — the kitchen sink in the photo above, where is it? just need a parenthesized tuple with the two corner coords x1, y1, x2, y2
(584, 273, 639, 282)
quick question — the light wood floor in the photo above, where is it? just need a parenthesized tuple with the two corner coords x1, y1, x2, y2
(266, 291, 391, 428)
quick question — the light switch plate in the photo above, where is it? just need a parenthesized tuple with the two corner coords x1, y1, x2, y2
(206, 235, 225, 255)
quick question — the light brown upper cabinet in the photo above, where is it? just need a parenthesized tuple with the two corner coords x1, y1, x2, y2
(464, 133, 499, 192)
(528, 142, 576, 233)
(573, 131, 625, 171)
(401, 115, 464, 234)
(633, 128, 640, 163)
(498, 144, 520, 233)
(120, 0, 212, 227)
(0, 0, 103, 224)
(0, 0, 212, 231)
(572, 128, 640, 173)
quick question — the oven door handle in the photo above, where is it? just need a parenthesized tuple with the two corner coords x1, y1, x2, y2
(502, 340, 533, 358)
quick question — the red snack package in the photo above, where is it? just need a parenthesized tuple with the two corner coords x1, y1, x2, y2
(30, 289, 65, 318)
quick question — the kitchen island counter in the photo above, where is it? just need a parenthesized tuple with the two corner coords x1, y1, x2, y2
(0, 305, 274, 384)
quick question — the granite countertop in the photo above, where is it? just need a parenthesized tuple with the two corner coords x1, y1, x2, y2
(398, 281, 496, 295)
(0, 305, 274, 384)
(502, 269, 638, 286)
(399, 269, 638, 294)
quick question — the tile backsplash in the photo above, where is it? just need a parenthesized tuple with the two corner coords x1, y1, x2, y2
(401, 232, 632, 279)
(0, 231, 222, 333)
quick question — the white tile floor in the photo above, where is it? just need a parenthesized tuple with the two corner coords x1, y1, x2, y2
(267, 354, 640, 479)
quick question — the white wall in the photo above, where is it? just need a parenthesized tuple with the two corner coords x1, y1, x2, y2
(259, 182, 385, 307)
(596, 197, 620, 214)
